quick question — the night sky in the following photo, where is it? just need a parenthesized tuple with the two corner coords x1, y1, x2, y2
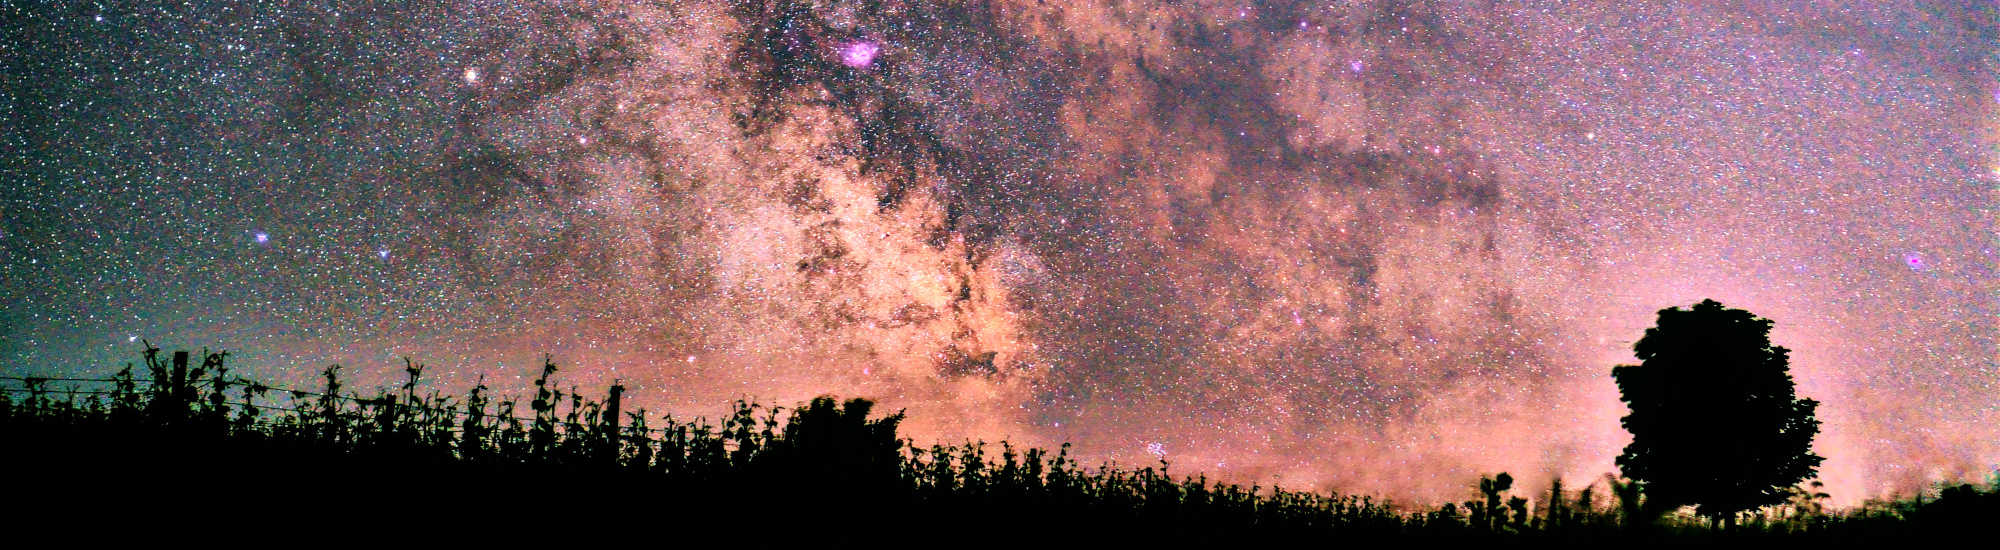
(3, 0, 1995, 504)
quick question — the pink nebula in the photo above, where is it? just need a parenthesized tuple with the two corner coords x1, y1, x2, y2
(837, 40, 880, 68)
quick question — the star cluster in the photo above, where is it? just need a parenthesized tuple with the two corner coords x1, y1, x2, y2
(3, 0, 1995, 504)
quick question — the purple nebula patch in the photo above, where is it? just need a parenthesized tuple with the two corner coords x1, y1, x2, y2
(837, 40, 880, 68)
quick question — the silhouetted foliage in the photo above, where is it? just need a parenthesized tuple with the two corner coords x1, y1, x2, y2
(1613, 299, 1823, 526)
(1, 344, 1988, 542)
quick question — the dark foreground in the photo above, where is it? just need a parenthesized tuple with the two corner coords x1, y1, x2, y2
(2, 347, 1991, 545)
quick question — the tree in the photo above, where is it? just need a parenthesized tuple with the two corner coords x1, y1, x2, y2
(1612, 299, 1822, 527)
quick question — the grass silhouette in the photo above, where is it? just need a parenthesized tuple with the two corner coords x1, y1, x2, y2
(1, 344, 1992, 544)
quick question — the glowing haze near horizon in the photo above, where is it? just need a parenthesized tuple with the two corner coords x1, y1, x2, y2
(3, 1, 1996, 505)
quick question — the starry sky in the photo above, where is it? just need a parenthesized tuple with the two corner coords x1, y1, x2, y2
(3, 0, 1996, 504)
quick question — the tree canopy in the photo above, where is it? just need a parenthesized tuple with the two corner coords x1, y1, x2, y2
(1612, 299, 1822, 524)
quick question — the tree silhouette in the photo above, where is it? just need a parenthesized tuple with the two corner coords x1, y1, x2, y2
(1612, 299, 1822, 527)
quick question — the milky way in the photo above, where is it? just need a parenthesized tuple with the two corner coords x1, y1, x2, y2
(3, 1, 1996, 504)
